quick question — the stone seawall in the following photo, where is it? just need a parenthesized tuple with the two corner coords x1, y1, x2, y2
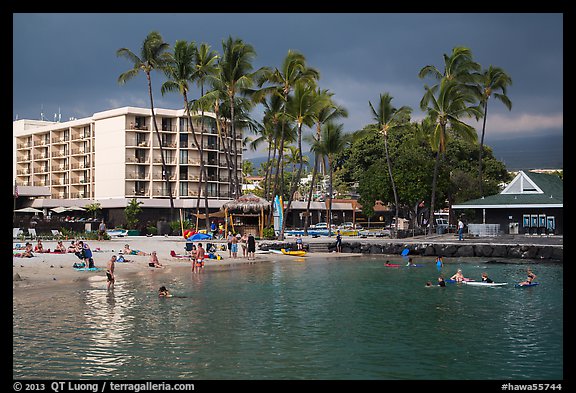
(260, 240, 563, 261)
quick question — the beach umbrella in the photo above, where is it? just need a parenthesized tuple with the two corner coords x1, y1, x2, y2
(14, 207, 44, 214)
(189, 232, 212, 241)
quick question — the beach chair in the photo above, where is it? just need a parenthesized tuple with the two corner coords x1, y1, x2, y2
(28, 228, 37, 240)
(170, 250, 188, 259)
(13, 228, 23, 239)
(51, 229, 63, 239)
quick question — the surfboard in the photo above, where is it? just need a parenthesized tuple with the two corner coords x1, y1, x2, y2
(464, 281, 508, 287)
(515, 282, 540, 288)
(385, 263, 401, 268)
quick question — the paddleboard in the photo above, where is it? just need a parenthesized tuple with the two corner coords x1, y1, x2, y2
(464, 281, 508, 287)
(385, 263, 401, 268)
(445, 278, 476, 283)
(515, 282, 540, 288)
(406, 264, 424, 267)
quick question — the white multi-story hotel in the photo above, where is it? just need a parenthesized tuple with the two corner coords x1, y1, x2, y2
(13, 106, 242, 214)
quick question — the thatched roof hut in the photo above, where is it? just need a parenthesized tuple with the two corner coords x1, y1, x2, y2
(220, 193, 271, 213)
(220, 194, 271, 237)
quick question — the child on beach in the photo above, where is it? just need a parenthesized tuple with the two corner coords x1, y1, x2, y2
(148, 251, 163, 268)
(106, 255, 116, 290)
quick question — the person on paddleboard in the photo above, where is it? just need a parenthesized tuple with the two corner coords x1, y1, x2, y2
(518, 268, 537, 286)
(481, 272, 493, 283)
(450, 269, 466, 282)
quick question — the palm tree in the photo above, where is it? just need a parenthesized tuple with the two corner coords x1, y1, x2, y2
(280, 80, 328, 239)
(418, 46, 482, 235)
(160, 40, 210, 228)
(419, 79, 482, 235)
(116, 31, 174, 220)
(311, 122, 351, 237)
(474, 65, 512, 194)
(258, 50, 319, 208)
(303, 88, 348, 235)
(418, 46, 480, 86)
(192, 43, 219, 229)
(367, 93, 411, 238)
(218, 36, 263, 198)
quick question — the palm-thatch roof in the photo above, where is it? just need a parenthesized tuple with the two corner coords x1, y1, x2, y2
(221, 193, 271, 213)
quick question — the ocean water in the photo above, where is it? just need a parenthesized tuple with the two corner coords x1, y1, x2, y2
(13, 256, 563, 380)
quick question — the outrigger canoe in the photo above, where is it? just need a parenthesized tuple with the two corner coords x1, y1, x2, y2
(281, 248, 307, 257)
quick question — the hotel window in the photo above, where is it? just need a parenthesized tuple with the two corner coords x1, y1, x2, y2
(179, 150, 188, 164)
(179, 133, 188, 148)
(180, 182, 188, 196)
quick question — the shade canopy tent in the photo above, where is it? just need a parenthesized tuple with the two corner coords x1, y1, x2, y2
(50, 206, 86, 214)
(14, 207, 44, 214)
(221, 194, 271, 237)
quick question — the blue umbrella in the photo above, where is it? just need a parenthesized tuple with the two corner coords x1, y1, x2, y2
(189, 232, 212, 241)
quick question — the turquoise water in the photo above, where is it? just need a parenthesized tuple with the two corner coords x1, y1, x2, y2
(13, 256, 563, 380)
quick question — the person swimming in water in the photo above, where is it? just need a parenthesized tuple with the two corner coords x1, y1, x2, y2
(158, 286, 172, 297)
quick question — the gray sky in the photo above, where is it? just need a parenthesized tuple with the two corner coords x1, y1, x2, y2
(13, 13, 563, 159)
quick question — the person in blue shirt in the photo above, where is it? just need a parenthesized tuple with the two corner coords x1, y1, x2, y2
(435, 255, 444, 270)
(335, 230, 342, 253)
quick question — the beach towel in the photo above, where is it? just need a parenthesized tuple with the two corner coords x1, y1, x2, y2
(74, 267, 102, 272)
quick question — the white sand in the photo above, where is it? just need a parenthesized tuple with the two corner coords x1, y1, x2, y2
(12, 236, 348, 291)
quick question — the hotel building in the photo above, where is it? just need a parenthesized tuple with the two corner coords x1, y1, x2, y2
(13, 106, 242, 224)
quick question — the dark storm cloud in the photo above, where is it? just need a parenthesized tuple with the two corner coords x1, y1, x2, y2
(14, 13, 563, 155)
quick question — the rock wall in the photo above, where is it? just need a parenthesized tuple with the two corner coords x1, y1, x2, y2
(259, 241, 562, 261)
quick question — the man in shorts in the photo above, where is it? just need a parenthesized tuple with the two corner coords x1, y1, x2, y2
(107, 255, 116, 290)
(195, 243, 205, 271)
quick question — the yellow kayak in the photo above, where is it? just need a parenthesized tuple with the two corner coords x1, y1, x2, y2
(281, 248, 307, 257)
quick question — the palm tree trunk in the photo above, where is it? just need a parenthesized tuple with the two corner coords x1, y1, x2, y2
(147, 72, 174, 221)
(384, 135, 399, 238)
(280, 123, 305, 240)
(303, 152, 319, 236)
(478, 101, 489, 196)
(182, 94, 206, 224)
(428, 150, 441, 235)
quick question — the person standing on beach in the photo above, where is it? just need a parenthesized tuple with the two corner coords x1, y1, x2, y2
(196, 243, 205, 271)
(106, 255, 116, 290)
(247, 233, 256, 260)
(335, 230, 342, 253)
(231, 234, 239, 258)
(458, 218, 464, 241)
(211, 221, 217, 239)
(98, 219, 106, 241)
(227, 231, 234, 257)
(240, 233, 248, 258)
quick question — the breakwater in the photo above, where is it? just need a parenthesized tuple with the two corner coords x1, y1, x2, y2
(259, 239, 563, 261)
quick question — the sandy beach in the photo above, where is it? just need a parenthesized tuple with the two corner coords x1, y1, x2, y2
(12, 236, 349, 291)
